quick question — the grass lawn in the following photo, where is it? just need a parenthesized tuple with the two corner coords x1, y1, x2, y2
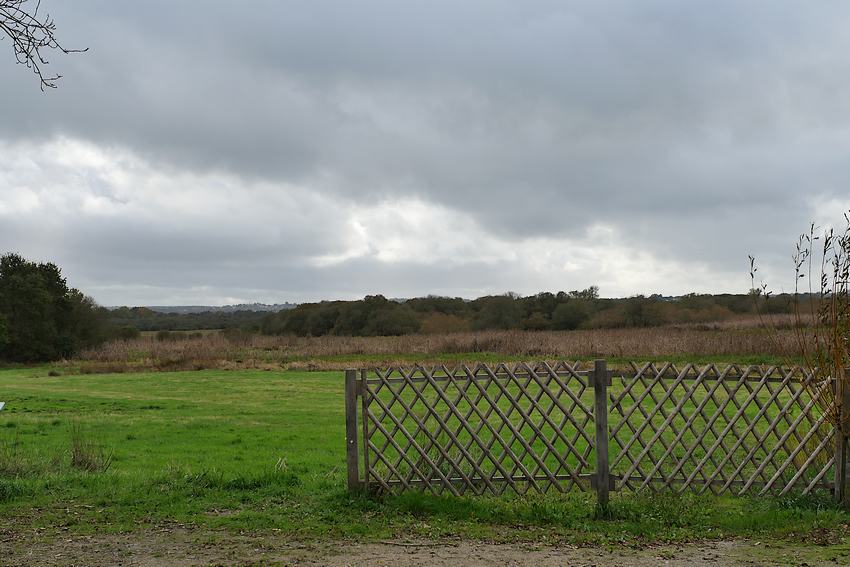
(0, 366, 848, 547)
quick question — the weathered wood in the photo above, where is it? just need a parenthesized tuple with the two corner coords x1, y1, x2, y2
(439, 364, 521, 494)
(593, 359, 610, 509)
(698, 369, 779, 492)
(387, 472, 595, 488)
(620, 365, 694, 488)
(721, 369, 806, 493)
(779, 418, 835, 496)
(418, 366, 498, 494)
(638, 366, 712, 490)
(609, 362, 673, 464)
(681, 369, 769, 490)
(459, 363, 570, 493)
(345, 369, 360, 492)
(844, 368, 850, 506)
(368, 369, 460, 495)
(366, 367, 798, 386)
(835, 368, 850, 507)
(611, 473, 834, 492)
(356, 361, 836, 502)
(477, 364, 559, 490)
(609, 363, 834, 497)
(663, 366, 735, 491)
(748, 379, 832, 493)
(364, 367, 592, 385)
(359, 361, 600, 496)
(360, 369, 371, 493)
(362, 407, 427, 492)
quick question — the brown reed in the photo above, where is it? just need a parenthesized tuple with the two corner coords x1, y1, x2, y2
(72, 324, 803, 373)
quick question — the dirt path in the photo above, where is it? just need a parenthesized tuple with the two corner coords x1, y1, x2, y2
(3, 529, 849, 566)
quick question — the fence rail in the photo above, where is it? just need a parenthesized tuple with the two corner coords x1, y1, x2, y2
(345, 361, 850, 507)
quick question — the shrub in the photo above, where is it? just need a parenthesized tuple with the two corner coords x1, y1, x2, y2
(114, 326, 141, 341)
(521, 312, 552, 331)
(473, 295, 523, 330)
(552, 301, 589, 330)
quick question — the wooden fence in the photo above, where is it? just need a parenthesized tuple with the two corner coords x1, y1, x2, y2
(345, 361, 850, 507)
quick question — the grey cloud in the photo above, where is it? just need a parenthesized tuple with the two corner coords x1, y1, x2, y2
(2, 1, 849, 302)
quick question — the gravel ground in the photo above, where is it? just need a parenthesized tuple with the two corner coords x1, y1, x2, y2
(3, 528, 850, 566)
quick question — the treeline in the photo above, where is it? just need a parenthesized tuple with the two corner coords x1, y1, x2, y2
(261, 288, 794, 337)
(0, 253, 272, 362)
(107, 307, 267, 333)
(0, 250, 798, 362)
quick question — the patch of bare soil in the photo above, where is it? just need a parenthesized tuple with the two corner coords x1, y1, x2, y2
(3, 529, 849, 566)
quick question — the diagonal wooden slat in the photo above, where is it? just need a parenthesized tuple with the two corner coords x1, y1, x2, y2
(440, 364, 520, 494)
(365, 372, 459, 494)
(659, 365, 736, 491)
(354, 362, 838, 499)
(719, 367, 803, 493)
(358, 362, 597, 495)
(608, 364, 837, 496)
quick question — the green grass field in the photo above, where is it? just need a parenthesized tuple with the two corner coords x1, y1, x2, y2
(1, 366, 848, 546)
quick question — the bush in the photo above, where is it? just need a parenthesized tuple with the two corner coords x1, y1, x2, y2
(113, 326, 141, 341)
(623, 296, 665, 327)
(552, 301, 589, 330)
(262, 296, 422, 337)
(521, 312, 552, 331)
(473, 295, 523, 330)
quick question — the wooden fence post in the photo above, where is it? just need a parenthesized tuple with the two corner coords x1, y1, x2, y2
(593, 358, 610, 510)
(836, 368, 850, 507)
(345, 369, 361, 492)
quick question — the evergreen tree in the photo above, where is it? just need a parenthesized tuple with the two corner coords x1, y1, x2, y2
(0, 253, 107, 361)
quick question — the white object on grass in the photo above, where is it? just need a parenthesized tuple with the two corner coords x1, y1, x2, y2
(0, 402, 5, 411)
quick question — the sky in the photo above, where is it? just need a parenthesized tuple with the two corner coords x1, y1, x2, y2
(1, 0, 849, 306)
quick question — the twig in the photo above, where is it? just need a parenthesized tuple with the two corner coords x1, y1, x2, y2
(0, 0, 86, 90)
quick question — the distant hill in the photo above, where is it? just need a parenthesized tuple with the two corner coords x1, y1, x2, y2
(143, 303, 296, 314)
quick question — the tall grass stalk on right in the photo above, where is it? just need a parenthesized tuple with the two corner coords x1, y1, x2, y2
(753, 214, 850, 424)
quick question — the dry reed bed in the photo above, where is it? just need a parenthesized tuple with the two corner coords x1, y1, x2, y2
(72, 327, 803, 373)
(672, 312, 813, 330)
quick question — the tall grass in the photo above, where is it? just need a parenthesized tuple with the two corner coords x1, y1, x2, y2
(752, 213, 850, 427)
(73, 324, 806, 373)
(792, 219, 850, 427)
(69, 421, 113, 472)
(748, 213, 849, 485)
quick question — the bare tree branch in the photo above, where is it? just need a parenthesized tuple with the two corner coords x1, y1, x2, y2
(0, 0, 86, 90)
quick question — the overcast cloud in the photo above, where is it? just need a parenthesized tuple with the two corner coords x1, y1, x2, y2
(1, 0, 849, 305)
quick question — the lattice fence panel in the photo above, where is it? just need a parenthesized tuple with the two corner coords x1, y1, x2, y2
(361, 362, 596, 495)
(609, 363, 836, 495)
